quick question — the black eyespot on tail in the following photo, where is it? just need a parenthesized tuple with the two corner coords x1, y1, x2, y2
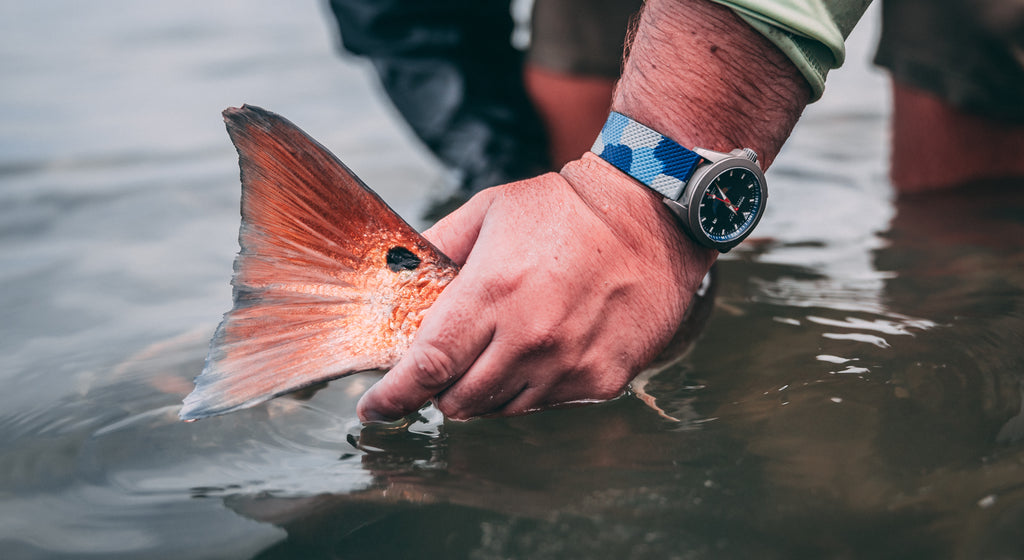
(387, 246, 421, 272)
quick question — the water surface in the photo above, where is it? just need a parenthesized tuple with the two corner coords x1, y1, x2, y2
(2, 2, 1022, 559)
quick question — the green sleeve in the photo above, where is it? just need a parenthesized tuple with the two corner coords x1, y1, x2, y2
(709, 0, 873, 100)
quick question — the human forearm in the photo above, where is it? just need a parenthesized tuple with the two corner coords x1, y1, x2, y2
(357, 0, 817, 423)
(559, 0, 815, 269)
(556, 0, 815, 297)
(612, 0, 811, 168)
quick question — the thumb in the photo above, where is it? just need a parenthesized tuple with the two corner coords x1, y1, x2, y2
(421, 188, 495, 265)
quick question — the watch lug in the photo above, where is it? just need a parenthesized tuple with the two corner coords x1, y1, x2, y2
(694, 147, 760, 166)
(662, 197, 688, 221)
(662, 198, 699, 240)
(693, 147, 728, 162)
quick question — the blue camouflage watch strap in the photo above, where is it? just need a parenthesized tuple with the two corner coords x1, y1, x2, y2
(591, 111, 705, 200)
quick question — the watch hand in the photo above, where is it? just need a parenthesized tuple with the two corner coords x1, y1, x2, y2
(709, 194, 739, 214)
(715, 187, 741, 212)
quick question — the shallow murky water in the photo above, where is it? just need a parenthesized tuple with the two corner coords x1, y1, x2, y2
(2, 2, 1022, 559)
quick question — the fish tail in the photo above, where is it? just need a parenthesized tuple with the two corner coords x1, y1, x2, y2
(180, 105, 456, 421)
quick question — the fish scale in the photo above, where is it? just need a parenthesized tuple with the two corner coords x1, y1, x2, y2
(179, 105, 458, 421)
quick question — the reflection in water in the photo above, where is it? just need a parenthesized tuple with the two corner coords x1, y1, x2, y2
(207, 183, 1024, 559)
(2, 2, 1023, 558)
(715, 181, 1024, 559)
(3, 138, 1022, 560)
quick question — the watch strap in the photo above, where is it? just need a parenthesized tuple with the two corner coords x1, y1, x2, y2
(591, 112, 705, 200)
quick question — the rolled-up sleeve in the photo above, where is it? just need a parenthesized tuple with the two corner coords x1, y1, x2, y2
(710, 0, 872, 100)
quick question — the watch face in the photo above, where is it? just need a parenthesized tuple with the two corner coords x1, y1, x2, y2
(697, 167, 763, 243)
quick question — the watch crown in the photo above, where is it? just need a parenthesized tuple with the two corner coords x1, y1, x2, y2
(740, 148, 758, 163)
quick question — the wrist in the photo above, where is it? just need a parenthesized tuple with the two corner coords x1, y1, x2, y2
(559, 153, 716, 277)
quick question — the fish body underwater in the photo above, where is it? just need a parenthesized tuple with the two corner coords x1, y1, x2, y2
(179, 105, 458, 421)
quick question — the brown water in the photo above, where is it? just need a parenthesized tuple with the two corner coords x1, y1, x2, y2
(2, 2, 1022, 559)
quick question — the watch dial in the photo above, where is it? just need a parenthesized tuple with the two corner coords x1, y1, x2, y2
(698, 167, 762, 242)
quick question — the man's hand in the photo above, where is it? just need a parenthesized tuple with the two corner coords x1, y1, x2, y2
(357, 154, 714, 421)
(357, 0, 810, 422)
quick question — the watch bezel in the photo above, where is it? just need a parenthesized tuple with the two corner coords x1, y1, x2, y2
(664, 153, 768, 252)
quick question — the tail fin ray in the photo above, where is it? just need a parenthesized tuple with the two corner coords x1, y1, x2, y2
(180, 105, 457, 421)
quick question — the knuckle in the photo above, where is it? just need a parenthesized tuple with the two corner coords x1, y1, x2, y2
(435, 396, 471, 420)
(479, 273, 521, 304)
(435, 382, 496, 420)
(516, 321, 566, 354)
(572, 362, 631, 401)
(528, 329, 561, 353)
(407, 342, 460, 391)
(591, 381, 626, 401)
(595, 369, 631, 400)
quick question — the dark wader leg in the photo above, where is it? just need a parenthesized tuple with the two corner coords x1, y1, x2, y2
(327, 0, 550, 204)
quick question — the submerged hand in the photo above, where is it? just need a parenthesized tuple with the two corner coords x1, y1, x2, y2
(356, 0, 813, 421)
(356, 153, 715, 421)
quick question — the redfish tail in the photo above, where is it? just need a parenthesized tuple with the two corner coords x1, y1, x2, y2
(180, 105, 457, 421)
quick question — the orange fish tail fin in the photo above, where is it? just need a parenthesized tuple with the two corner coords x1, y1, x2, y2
(180, 105, 457, 421)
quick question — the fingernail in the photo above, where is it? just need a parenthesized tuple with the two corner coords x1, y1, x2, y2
(357, 393, 392, 423)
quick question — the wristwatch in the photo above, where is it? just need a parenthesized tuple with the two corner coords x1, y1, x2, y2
(591, 111, 767, 253)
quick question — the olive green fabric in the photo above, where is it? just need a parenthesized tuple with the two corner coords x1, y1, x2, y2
(711, 0, 873, 100)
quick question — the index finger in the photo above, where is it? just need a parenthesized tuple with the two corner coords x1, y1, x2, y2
(356, 277, 494, 422)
